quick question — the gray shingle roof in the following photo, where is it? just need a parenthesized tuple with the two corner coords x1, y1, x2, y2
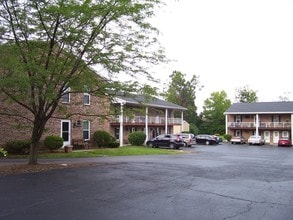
(224, 102, 293, 114)
(115, 95, 187, 110)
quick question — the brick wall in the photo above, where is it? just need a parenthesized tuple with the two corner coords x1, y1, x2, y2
(0, 92, 110, 147)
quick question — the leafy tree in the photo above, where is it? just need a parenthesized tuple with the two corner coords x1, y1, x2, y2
(0, 0, 165, 164)
(163, 70, 202, 134)
(235, 85, 258, 103)
(200, 91, 231, 134)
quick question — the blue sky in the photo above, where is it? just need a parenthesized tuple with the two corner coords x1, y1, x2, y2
(151, 0, 293, 112)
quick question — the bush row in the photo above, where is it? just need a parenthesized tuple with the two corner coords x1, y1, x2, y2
(3, 130, 151, 155)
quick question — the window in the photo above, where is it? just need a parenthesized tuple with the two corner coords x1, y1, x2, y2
(282, 131, 289, 138)
(82, 120, 90, 140)
(61, 87, 70, 103)
(83, 92, 90, 105)
(235, 115, 242, 123)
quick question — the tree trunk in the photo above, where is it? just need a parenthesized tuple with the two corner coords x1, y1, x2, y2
(28, 141, 39, 165)
(28, 117, 47, 165)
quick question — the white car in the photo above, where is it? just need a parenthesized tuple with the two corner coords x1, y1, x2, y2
(231, 136, 246, 144)
(248, 135, 265, 145)
(177, 133, 196, 147)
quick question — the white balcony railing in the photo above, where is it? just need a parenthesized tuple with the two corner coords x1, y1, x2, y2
(110, 116, 182, 125)
(228, 122, 291, 128)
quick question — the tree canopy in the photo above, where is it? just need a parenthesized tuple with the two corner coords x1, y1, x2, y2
(200, 91, 231, 135)
(0, 0, 165, 164)
(235, 85, 258, 103)
(163, 70, 202, 134)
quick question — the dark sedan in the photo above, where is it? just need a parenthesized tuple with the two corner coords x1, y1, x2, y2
(146, 134, 184, 149)
(195, 134, 218, 145)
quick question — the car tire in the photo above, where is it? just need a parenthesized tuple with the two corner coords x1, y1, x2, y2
(205, 140, 210, 145)
(169, 143, 175, 149)
(147, 142, 153, 148)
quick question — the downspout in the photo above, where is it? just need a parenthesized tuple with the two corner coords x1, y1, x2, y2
(165, 108, 168, 134)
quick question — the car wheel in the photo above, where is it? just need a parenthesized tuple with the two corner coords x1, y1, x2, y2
(147, 142, 153, 148)
(169, 143, 175, 149)
(183, 142, 188, 147)
(205, 140, 210, 145)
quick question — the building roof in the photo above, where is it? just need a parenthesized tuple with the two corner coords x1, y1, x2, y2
(115, 94, 187, 111)
(224, 102, 293, 114)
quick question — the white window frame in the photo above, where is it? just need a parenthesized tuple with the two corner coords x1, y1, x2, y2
(61, 87, 70, 103)
(83, 92, 90, 105)
(82, 120, 90, 140)
(282, 131, 289, 138)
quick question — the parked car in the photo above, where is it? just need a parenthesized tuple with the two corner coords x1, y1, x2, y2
(177, 133, 196, 147)
(213, 135, 222, 144)
(146, 134, 184, 149)
(248, 135, 265, 145)
(195, 134, 218, 145)
(231, 136, 246, 144)
(278, 137, 292, 147)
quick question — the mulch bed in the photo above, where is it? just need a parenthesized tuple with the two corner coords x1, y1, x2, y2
(0, 163, 98, 176)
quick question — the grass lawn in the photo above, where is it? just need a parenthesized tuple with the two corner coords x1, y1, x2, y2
(15, 146, 185, 159)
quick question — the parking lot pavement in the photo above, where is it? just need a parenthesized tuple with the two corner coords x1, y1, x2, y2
(1, 143, 293, 220)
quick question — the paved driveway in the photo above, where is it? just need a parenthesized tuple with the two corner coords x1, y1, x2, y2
(1, 144, 293, 220)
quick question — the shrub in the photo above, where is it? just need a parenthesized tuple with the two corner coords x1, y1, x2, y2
(108, 142, 120, 148)
(44, 136, 63, 151)
(0, 147, 7, 157)
(4, 140, 31, 155)
(223, 134, 232, 142)
(93, 130, 114, 148)
(128, 131, 146, 146)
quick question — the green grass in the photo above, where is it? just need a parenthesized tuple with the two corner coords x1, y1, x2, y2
(18, 146, 185, 159)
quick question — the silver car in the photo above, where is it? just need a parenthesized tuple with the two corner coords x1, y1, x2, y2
(248, 135, 265, 145)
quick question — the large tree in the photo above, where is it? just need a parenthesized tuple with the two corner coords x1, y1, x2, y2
(163, 70, 202, 134)
(0, 0, 165, 164)
(200, 91, 231, 134)
(235, 85, 258, 103)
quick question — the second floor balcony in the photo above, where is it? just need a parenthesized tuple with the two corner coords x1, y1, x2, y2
(228, 121, 291, 129)
(110, 115, 182, 126)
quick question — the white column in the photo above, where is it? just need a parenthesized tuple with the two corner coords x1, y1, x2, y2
(256, 114, 259, 136)
(291, 114, 293, 145)
(145, 107, 149, 143)
(181, 110, 184, 132)
(165, 108, 168, 134)
(225, 114, 228, 134)
(119, 103, 124, 147)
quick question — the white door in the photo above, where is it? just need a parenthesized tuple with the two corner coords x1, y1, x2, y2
(264, 131, 270, 144)
(273, 131, 279, 144)
(61, 120, 71, 147)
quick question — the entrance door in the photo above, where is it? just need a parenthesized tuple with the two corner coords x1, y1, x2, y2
(273, 131, 279, 144)
(264, 131, 270, 144)
(61, 120, 71, 147)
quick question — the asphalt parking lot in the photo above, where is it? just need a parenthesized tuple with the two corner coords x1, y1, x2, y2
(1, 143, 293, 220)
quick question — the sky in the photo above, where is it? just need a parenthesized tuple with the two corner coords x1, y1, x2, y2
(150, 0, 293, 112)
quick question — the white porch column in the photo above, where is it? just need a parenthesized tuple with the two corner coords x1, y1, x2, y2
(256, 114, 259, 136)
(181, 110, 184, 132)
(291, 114, 293, 145)
(119, 103, 124, 147)
(225, 114, 228, 134)
(165, 108, 168, 134)
(145, 107, 149, 143)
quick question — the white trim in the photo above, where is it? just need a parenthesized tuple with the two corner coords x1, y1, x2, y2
(61, 120, 71, 147)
